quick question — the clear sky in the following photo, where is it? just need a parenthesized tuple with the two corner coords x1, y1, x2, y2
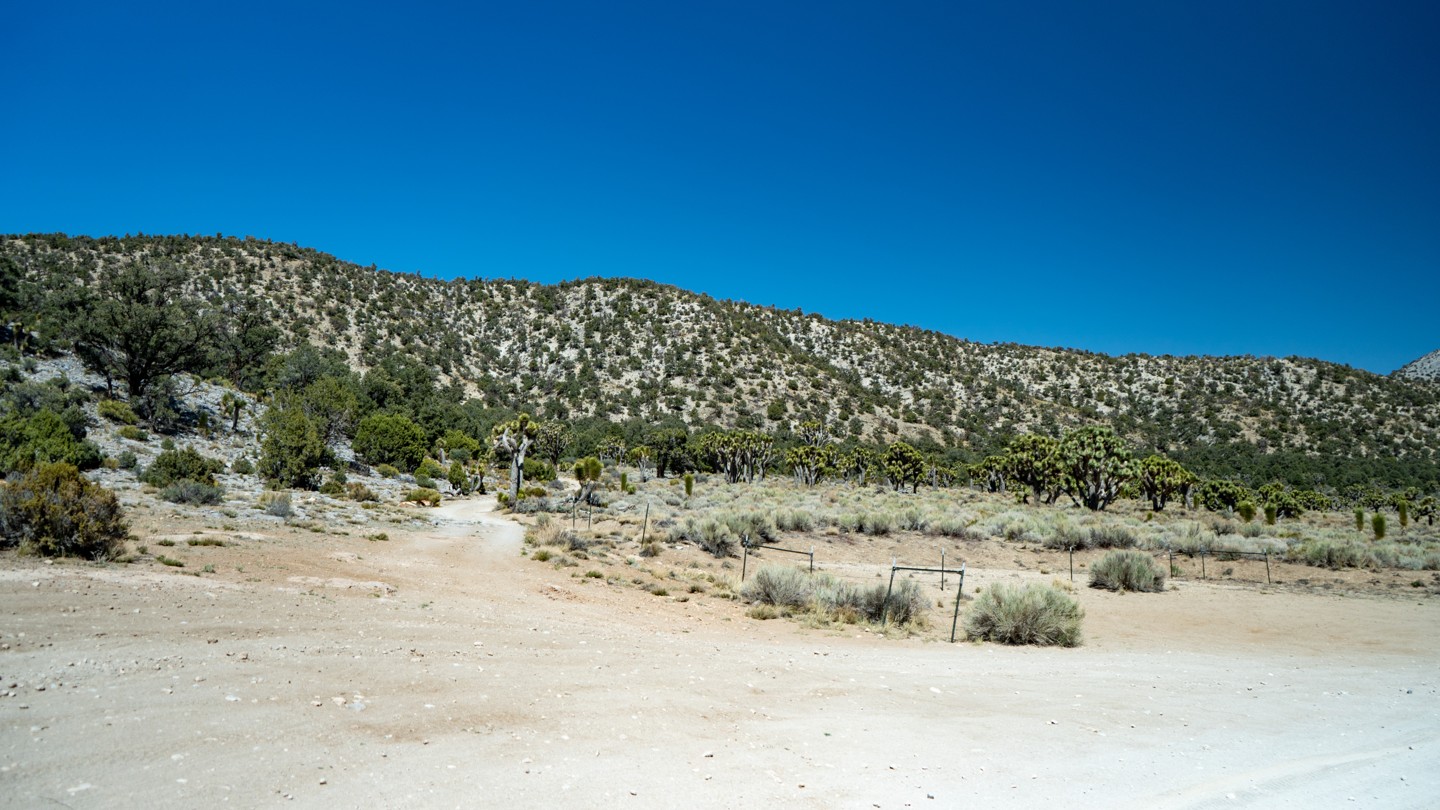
(4, 2, 1437, 373)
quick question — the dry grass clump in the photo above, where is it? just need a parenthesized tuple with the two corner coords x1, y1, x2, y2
(1089, 550, 1167, 592)
(965, 582, 1084, 647)
(739, 566, 927, 627)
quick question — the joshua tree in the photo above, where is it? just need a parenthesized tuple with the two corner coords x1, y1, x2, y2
(786, 444, 833, 486)
(1137, 454, 1198, 511)
(1056, 426, 1136, 511)
(881, 441, 926, 493)
(492, 413, 540, 502)
(573, 456, 603, 506)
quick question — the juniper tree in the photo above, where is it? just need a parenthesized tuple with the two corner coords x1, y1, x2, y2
(70, 259, 213, 407)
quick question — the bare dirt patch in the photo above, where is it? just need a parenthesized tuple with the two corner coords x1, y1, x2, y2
(3, 497, 1437, 808)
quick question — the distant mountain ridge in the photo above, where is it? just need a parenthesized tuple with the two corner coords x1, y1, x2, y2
(1395, 349, 1440, 382)
(4, 233, 1438, 488)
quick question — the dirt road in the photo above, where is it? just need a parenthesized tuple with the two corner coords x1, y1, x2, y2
(3, 499, 1436, 808)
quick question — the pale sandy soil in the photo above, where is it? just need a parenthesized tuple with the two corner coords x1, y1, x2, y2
(2, 498, 1437, 809)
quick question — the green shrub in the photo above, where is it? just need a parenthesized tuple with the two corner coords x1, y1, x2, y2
(1, 410, 102, 473)
(448, 460, 468, 494)
(160, 480, 224, 505)
(375, 463, 400, 478)
(1089, 550, 1167, 592)
(258, 400, 328, 489)
(1354, 508, 1365, 531)
(0, 463, 128, 560)
(683, 472, 694, 498)
(1263, 504, 1277, 525)
(117, 451, 138, 470)
(416, 458, 444, 479)
(98, 398, 139, 425)
(141, 446, 224, 488)
(405, 488, 441, 506)
(318, 479, 346, 497)
(118, 425, 148, 442)
(964, 583, 1084, 647)
(1398, 500, 1409, 529)
(414, 474, 436, 489)
(1237, 501, 1256, 523)
(353, 413, 427, 472)
(522, 457, 557, 483)
(1372, 513, 1387, 541)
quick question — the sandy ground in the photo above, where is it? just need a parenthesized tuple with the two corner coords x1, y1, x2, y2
(3, 498, 1438, 809)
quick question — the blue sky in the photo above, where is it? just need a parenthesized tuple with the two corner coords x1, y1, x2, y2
(4, 2, 1436, 373)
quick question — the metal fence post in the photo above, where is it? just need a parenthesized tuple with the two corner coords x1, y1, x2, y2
(882, 560, 897, 626)
(809, 546, 814, 574)
(640, 502, 649, 546)
(741, 539, 749, 582)
(1069, 546, 1074, 583)
(1264, 551, 1271, 584)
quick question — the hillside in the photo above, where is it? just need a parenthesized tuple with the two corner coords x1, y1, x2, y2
(4, 232, 1438, 487)
(1395, 349, 1440, 382)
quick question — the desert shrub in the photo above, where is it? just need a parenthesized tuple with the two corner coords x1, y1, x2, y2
(1043, 521, 1088, 550)
(1373, 513, 1387, 540)
(983, 511, 1040, 543)
(117, 450, 138, 470)
(1354, 508, 1365, 531)
(160, 479, 224, 505)
(1087, 524, 1138, 549)
(931, 514, 982, 539)
(675, 516, 735, 557)
(318, 478, 345, 497)
(1089, 550, 1167, 592)
(965, 582, 1084, 647)
(721, 511, 776, 543)
(375, 463, 400, 478)
(353, 413, 427, 472)
(414, 474, 436, 489)
(141, 446, 224, 488)
(683, 472, 694, 497)
(859, 511, 895, 536)
(522, 457, 557, 483)
(0, 410, 103, 473)
(774, 508, 815, 532)
(741, 566, 812, 609)
(230, 457, 254, 475)
(1287, 539, 1372, 569)
(118, 425, 148, 442)
(346, 482, 378, 502)
(447, 460, 469, 494)
(869, 578, 925, 625)
(98, 399, 139, 425)
(1263, 504, 1277, 525)
(259, 491, 292, 518)
(496, 491, 511, 507)
(0, 463, 128, 559)
(405, 488, 441, 506)
(416, 458, 444, 479)
(897, 508, 928, 532)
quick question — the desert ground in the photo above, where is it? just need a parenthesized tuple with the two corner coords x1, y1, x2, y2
(2, 495, 1437, 809)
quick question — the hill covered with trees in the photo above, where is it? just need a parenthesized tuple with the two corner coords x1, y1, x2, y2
(2, 232, 1437, 494)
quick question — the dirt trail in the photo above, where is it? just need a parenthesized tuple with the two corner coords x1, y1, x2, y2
(2, 501, 1437, 808)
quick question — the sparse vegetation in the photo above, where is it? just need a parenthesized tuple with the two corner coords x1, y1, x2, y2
(0, 462, 129, 560)
(1089, 550, 1167, 592)
(965, 583, 1084, 647)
